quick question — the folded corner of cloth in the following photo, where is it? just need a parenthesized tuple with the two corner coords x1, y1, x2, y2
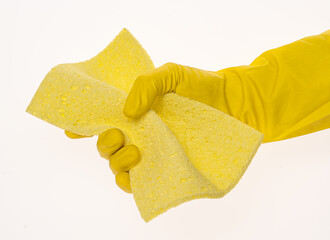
(26, 28, 264, 222)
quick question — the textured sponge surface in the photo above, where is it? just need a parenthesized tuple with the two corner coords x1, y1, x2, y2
(26, 28, 263, 222)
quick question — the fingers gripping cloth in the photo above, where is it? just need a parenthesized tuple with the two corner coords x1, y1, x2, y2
(26, 28, 264, 222)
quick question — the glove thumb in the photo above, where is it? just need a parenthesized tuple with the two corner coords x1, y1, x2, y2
(123, 63, 179, 118)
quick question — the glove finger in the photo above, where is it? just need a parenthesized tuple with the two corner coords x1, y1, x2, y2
(109, 145, 140, 174)
(115, 171, 132, 193)
(64, 130, 92, 139)
(123, 63, 180, 118)
(97, 128, 125, 160)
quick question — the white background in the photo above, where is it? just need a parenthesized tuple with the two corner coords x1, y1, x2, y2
(1, 0, 330, 239)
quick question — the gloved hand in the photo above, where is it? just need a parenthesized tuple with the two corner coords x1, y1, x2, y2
(64, 129, 140, 193)
(66, 30, 330, 194)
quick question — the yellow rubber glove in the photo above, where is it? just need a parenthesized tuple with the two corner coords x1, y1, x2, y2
(124, 30, 330, 142)
(64, 129, 140, 193)
(66, 30, 330, 194)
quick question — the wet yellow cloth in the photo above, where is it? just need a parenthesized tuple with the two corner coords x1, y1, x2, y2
(26, 29, 263, 221)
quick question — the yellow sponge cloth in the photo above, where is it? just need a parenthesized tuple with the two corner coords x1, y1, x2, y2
(26, 28, 264, 222)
